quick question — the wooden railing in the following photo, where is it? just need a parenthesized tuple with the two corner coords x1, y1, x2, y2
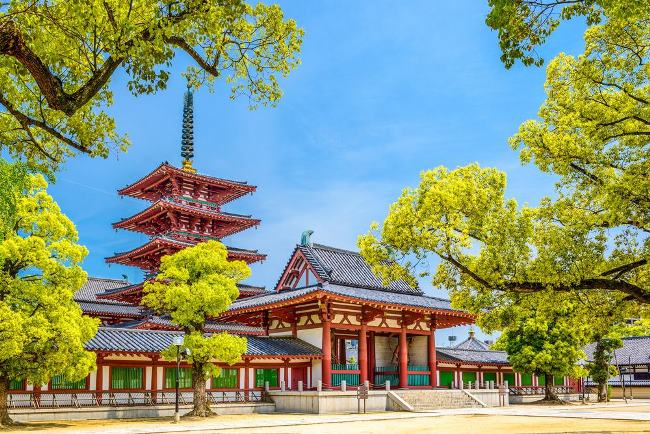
(508, 386, 576, 396)
(7, 390, 270, 408)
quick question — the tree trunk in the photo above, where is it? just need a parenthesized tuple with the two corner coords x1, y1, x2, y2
(592, 339, 610, 402)
(186, 363, 213, 417)
(0, 375, 14, 426)
(544, 374, 558, 401)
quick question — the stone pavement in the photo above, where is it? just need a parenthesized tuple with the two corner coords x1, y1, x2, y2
(11, 400, 650, 433)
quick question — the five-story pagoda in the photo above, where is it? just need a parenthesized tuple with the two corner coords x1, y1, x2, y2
(100, 86, 266, 304)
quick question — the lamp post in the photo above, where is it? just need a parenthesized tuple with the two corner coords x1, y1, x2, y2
(172, 335, 184, 423)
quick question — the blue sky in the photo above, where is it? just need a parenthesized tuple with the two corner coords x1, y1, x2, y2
(49, 1, 586, 343)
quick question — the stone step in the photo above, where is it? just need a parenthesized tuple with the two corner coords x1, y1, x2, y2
(394, 390, 482, 410)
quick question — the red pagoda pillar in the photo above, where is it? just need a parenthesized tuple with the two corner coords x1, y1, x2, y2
(399, 326, 408, 389)
(428, 329, 437, 388)
(322, 319, 332, 388)
(368, 331, 375, 385)
(359, 323, 368, 384)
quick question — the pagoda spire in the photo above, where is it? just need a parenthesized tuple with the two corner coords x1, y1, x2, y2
(181, 82, 196, 173)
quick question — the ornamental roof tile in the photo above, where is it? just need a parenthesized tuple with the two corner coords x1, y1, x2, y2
(583, 335, 650, 366)
(454, 334, 491, 351)
(297, 244, 422, 295)
(227, 283, 455, 313)
(86, 327, 322, 357)
(436, 348, 509, 365)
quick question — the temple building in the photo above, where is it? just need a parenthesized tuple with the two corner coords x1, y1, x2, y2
(7, 88, 580, 413)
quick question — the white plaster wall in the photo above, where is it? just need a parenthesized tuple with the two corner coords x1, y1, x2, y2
(145, 367, 152, 390)
(239, 368, 246, 389)
(375, 336, 397, 366)
(102, 366, 109, 391)
(156, 367, 163, 391)
(297, 328, 322, 349)
(311, 360, 322, 385)
(408, 336, 428, 365)
(89, 371, 97, 391)
(248, 369, 254, 389)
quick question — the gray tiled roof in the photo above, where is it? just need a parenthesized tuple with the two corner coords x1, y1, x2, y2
(227, 283, 454, 312)
(583, 336, 650, 365)
(437, 348, 509, 365)
(74, 277, 131, 305)
(298, 244, 422, 295)
(78, 301, 147, 317)
(113, 315, 264, 334)
(86, 327, 322, 357)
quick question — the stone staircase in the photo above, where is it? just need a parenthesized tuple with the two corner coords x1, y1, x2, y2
(392, 390, 484, 411)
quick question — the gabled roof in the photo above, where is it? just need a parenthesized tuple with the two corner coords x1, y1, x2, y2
(437, 348, 509, 365)
(584, 335, 650, 366)
(86, 327, 322, 358)
(77, 301, 148, 318)
(278, 243, 422, 295)
(454, 331, 491, 351)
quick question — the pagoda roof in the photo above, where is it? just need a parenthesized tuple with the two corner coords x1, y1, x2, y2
(453, 331, 491, 351)
(221, 282, 473, 328)
(112, 199, 260, 239)
(96, 280, 267, 303)
(74, 277, 131, 305)
(118, 162, 255, 205)
(86, 327, 323, 358)
(106, 236, 266, 269)
(113, 315, 265, 335)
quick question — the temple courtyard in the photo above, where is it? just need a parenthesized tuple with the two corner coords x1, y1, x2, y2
(7, 401, 650, 433)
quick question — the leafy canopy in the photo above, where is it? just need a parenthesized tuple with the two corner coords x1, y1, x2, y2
(0, 171, 97, 389)
(360, 11, 649, 306)
(0, 0, 303, 175)
(485, 0, 646, 68)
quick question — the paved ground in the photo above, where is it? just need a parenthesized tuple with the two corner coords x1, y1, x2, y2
(8, 401, 650, 433)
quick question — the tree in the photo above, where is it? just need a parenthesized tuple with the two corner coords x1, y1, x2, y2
(485, 0, 646, 68)
(490, 292, 590, 401)
(142, 240, 249, 417)
(0, 170, 98, 426)
(0, 0, 303, 175)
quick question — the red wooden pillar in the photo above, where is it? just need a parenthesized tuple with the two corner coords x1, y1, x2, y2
(96, 356, 104, 405)
(291, 321, 297, 338)
(322, 318, 332, 388)
(428, 329, 437, 388)
(151, 356, 159, 404)
(244, 360, 250, 400)
(368, 331, 375, 385)
(399, 326, 408, 389)
(339, 338, 347, 363)
(359, 323, 368, 384)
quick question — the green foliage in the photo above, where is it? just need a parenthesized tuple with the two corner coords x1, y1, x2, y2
(142, 240, 249, 415)
(0, 159, 28, 237)
(485, 0, 647, 68)
(492, 293, 589, 382)
(0, 1, 303, 175)
(143, 240, 250, 330)
(0, 173, 97, 422)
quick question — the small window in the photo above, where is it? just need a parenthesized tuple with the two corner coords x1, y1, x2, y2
(111, 367, 143, 390)
(51, 374, 87, 390)
(165, 367, 192, 389)
(255, 368, 278, 388)
(213, 368, 238, 389)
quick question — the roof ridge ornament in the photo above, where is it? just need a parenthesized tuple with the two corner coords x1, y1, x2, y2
(300, 230, 314, 246)
(181, 81, 196, 173)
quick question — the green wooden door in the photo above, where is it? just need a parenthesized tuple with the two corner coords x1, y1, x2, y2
(503, 373, 515, 385)
(462, 372, 477, 383)
(255, 368, 278, 388)
(483, 372, 497, 382)
(439, 371, 454, 387)
(521, 373, 533, 386)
